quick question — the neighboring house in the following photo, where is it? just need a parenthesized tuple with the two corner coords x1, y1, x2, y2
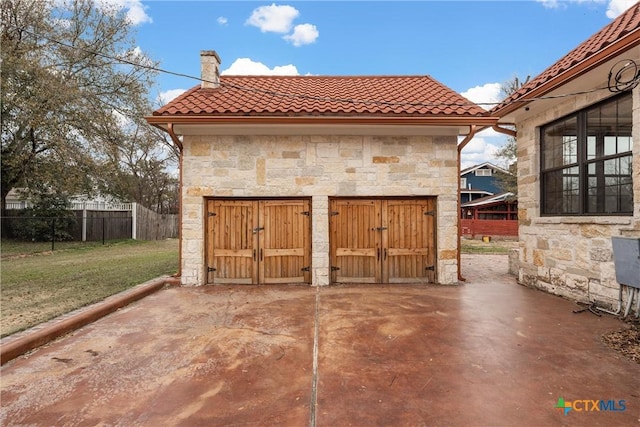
(459, 162, 510, 203)
(147, 51, 496, 286)
(491, 3, 639, 309)
(460, 192, 518, 238)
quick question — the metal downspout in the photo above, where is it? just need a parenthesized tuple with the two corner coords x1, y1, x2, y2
(457, 125, 478, 282)
(166, 123, 183, 279)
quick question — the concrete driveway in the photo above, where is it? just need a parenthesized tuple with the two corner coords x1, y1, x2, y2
(1, 255, 639, 426)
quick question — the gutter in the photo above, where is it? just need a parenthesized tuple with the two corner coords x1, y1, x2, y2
(457, 125, 478, 282)
(145, 115, 498, 127)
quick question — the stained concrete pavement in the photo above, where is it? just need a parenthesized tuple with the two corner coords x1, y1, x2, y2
(1, 255, 639, 426)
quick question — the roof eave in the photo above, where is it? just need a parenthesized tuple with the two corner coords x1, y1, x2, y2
(492, 28, 640, 118)
(145, 115, 499, 127)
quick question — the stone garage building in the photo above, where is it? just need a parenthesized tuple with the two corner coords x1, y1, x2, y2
(147, 51, 496, 286)
(491, 3, 640, 309)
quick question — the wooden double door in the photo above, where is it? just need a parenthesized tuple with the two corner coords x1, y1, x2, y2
(206, 199, 311, 284)
(330, 198, 436, 284)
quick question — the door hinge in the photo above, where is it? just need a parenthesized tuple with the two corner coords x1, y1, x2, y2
(330, 211, 339, 216)
(376, 226, 388, 231)
(300, 211, 310, 216)
(208, 212, 217, 217)
(424, 210, 435, 216)
(331, 266, 340, 271)
(425, 265, 435, 271)
(301, 266, 311, 272)
(207, 266, 217, 272)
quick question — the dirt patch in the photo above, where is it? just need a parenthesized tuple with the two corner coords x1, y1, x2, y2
(602, 320, 640, 364)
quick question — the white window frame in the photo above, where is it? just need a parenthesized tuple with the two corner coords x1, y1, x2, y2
(475, 169, 492, 177)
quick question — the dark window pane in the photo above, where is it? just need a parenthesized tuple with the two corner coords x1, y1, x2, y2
(587, 136, 597, 160)
(618, 136, 631, 153)
(541, 92, 633, 216)
(543, 116, 578, 169)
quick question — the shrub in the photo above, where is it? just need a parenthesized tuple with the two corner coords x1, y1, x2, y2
(11, 194, 76, 242)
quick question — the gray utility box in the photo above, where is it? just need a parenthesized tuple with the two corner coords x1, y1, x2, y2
(611, 236, 640, 289)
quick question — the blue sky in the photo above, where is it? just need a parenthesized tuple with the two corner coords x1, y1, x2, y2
(120, 0, 637, 168)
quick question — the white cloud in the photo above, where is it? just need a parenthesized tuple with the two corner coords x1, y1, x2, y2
(93, 0, 152, 25)
(124, 1, 152, 25)
(122, 46, 154, 67)
(246, 4, 299, 33)
(283, 23, 319, 46)
(217, 16, 228, 25)
(112, 109, 133, 128)
(459, 130, 510, 170)
(606, 0, 637, 17)
(460, 83, 502, 111)
(157, 88, 187, 106)
(221, 58, 299, 75)
(536, 0, 562, 8)
(536, 0, 635, 18)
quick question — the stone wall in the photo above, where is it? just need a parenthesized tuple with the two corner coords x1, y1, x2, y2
(516, 85, 640, 309)
(180, 134, 460, 286)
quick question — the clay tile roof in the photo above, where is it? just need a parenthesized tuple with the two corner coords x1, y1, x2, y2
(491, 2, 640, 117)
(153, 75, 488, 118)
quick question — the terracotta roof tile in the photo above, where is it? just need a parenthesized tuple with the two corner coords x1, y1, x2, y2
(492, 2, 640, 115)
(153, 75, 487, 117)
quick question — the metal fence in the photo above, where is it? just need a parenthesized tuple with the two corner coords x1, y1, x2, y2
(1, 215, 133, 250)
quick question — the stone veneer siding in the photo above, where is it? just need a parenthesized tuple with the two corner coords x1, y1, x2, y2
(180, 134, 460, 286)
(516, 85, 640, 309)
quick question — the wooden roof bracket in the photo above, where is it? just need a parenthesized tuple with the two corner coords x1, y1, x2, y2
(491, 124, 517, 138)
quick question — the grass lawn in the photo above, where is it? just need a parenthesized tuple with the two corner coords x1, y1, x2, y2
(1, 239, 178, 337)
(461, 238, 518, 254)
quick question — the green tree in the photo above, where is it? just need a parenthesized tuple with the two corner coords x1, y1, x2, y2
(494, 75, 529, 197)
(98, 114, 179, 214)
(494, 137, 517, 197)
(1, 0, 158, 215)
(11, 192, 76, 241)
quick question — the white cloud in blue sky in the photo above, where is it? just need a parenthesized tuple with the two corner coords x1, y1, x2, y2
(605, 0, 638, 17)
(245, 4, 319, 46)
(217, 16, 228, 26)
(460, 83, 503, 111)
(536, 0, 636, 18)
(157, 88, 187, 107)
(246, 4, 299, 33)
(95, 0, 152, 25)
(221, 58, 299, 75)
(459, 83, 510, 168)
(283, 23, 319, 47)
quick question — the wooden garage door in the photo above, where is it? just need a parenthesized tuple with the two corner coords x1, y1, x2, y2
(206, 199, 311, 285)
(330, 198, 436, 284)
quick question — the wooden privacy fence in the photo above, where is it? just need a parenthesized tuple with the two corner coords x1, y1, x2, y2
(134, 203, 178, 240)
(461, 219, 518, 238)
(3, 203, 178, 242)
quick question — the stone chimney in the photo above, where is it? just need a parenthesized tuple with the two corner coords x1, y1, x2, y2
(200, 50, 221, 89)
